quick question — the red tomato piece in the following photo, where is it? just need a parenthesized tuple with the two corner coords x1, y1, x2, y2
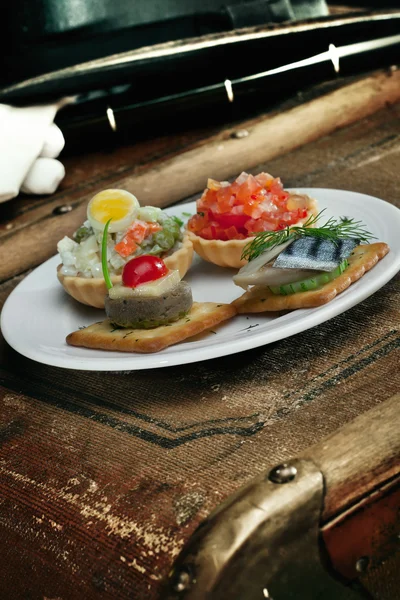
(225, 225, 240, 240)
(197, 225, 214, 240)
(122, 255, 168, 288)
(254, 172, 274, 188)
(188, 212, 208, 233)
(235, 174, 263, 204)
(209, 212, 249, 230)
(187, 172, 309, 241)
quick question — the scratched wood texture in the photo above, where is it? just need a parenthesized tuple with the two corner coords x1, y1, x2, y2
(0, 71, 399, 598)
(1, 69, 400, 286)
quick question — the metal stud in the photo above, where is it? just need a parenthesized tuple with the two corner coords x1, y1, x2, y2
(268, 463, 297, 484)
(53, 204, 73, 215)
(355, 556, 369, 573)
(106, 106, 117, 132)
(231, 129, 249, 139)
(173, 569, 193, 593)
(224, 79, 234, 103)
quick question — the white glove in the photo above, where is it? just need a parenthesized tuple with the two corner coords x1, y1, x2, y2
(0, 100, 69, 203)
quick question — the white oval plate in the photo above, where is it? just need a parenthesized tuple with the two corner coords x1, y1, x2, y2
(1, 189, 399, 371)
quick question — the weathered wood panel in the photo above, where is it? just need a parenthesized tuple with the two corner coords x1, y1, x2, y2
(0, 65, 399, 599)
(1, 69, 399, 283)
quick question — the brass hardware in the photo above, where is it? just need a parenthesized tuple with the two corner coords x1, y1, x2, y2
(166, 459, 367, 599)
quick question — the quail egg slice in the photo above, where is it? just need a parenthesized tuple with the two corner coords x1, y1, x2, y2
(87, 189, 140, 233)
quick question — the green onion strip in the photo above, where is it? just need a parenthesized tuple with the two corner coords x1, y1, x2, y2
(101, 218, 113, 290)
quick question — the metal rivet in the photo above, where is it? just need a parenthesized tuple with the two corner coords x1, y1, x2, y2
(173, 569, 193, 593)
(106, 106, 117, 132)
(268, 463, 297, 484)
(356, 556, 369, 573)
(231, 129, 249, 139)
(53, 205, 73, 215)
(224, 79, 234, 103)
(328, 43, 340, 74)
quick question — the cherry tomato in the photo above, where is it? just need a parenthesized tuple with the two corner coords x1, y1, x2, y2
(122, 255, 168, 288)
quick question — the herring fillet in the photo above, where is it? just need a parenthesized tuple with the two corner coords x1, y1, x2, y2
(273, 237, 359, 271)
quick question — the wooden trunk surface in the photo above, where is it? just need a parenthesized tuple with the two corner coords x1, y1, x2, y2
(0, 65, 399, 598)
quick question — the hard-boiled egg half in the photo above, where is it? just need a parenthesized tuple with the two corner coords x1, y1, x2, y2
(87, 189, 140, 233)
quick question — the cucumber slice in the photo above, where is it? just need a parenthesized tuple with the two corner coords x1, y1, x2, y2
(269, 259, 349, 295)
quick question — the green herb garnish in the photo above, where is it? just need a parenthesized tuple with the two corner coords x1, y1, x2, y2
(73, 224, 93, 243)
(241, 211, 375, 262)
(173, 215, 184, 227)
(101, 218, 113, 290)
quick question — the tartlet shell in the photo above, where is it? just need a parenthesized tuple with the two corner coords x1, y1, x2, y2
(187, 196, 319, 269)
(187, 231, 253, 268)
(57, 234, 194, 308)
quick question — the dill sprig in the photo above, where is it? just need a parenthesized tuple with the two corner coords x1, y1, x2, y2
(241, 211, 375, 262)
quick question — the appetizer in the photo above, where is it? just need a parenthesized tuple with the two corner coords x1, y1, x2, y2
(66, 220, 237, 353)
(187, 172, 317, 268)
(105, 255, 193, 329)
(57, 188, 193, 308)
(232, 214, 390, 312)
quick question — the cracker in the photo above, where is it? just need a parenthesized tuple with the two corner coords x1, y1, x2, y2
(232, 243, 390, 313)
(66, 302, 237, 353)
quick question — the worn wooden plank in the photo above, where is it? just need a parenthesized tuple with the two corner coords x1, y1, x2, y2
(0, 63, 399, 599)
(302, 393, 400, 521)
(0, 69, 399, 284)
(120, 70, 400, 208)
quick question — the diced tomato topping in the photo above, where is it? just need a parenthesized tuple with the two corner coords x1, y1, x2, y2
(187, 212, 209, 233)
(188, 172, 310, 241)
(225, 226, 241, 240)
(210, 212, 248, 230)
(115, 221, 162, 257)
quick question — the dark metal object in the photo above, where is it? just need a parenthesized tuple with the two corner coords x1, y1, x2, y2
(1, 11, 399, 152)
(0, 0, 328, 86)
(2, 10, 399, 104)
(165, 459, 366, 599)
